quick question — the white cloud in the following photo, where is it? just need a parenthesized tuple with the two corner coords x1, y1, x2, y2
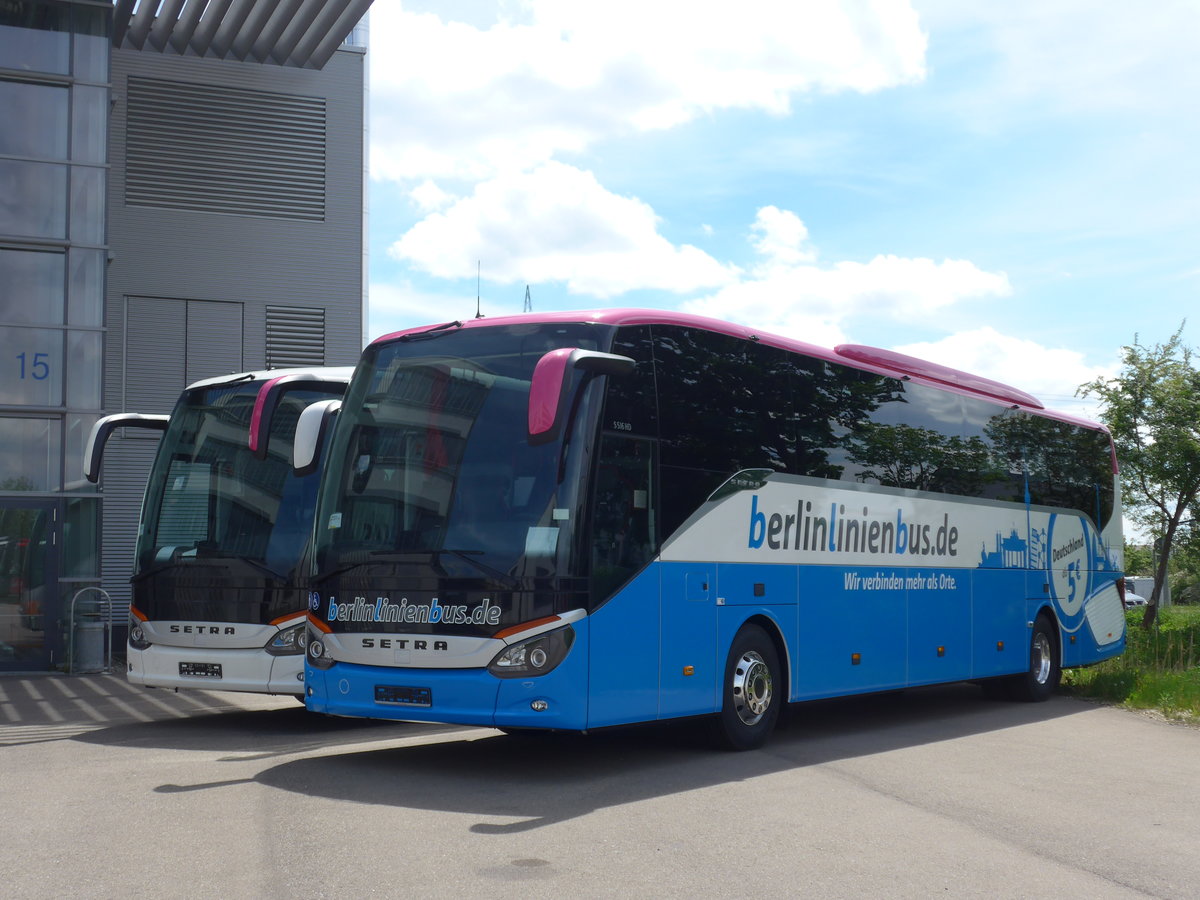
(388, 162, 737, 297)
(409, 179, 455, 213)
(894, 327, 1116, 419)
(750, 206, 816, 269)
(682, 207, 1011, 345)
(368, 1, 927, 182)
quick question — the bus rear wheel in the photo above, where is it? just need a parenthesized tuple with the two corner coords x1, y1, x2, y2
(1008, 614, 1061, 702)
(711, 624, 781, 751)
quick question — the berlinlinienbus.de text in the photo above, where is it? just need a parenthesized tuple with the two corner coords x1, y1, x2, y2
(747, 496, 960, 557)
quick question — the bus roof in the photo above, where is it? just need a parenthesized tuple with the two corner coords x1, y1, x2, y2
(369, 308, 1108, 434)
(185, 366, 355, 393)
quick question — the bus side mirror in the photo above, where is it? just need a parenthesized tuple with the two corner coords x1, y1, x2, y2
(249, 373, 350, 460)
(84, 414, 170, 483)
(528, 349, 635, 446)
(294, 399, 342, 476)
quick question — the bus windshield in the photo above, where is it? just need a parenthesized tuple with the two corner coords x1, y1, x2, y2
(137, 380, 325, 579)
(312, 323, 605, 589)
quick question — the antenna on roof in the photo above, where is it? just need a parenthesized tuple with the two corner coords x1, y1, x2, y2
(475, 261, 484, 318)
(524, 284, 532, 313)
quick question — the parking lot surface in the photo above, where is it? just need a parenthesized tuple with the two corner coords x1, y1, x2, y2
(3, 673, 1199, 899)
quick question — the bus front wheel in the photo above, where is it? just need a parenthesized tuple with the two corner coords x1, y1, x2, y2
(711, 624, 781, 751)
(1009, 614, 1061, 702)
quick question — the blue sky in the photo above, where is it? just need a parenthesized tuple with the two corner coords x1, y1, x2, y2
(364, 1, 1199, 421)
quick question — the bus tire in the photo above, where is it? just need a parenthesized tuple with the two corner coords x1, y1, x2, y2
(711, 624, 781, 751)
(1008, 614, 1061, 702)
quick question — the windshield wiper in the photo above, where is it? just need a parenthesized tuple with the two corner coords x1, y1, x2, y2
(397, 321, 463, 342)
(309, 551, 424, 586)
(432, 549, 520, 588)
(311, 548, 519, 588)
(130, 551, 285, 582)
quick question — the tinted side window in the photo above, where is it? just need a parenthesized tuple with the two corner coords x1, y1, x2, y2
(976, 406, 1114, 525)
(963, 396, 1028, 504)
(653, 327, 794, 539)
(653, 326, 793, 474)
(590, 435, 656, 601)
(600, 325, 657, 437)
(841, 380, 1005, 495)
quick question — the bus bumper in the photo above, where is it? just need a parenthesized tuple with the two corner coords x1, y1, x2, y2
(127, 643, 305, 695)
(305, 636, 589, 732)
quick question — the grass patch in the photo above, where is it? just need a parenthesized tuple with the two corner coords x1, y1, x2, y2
(1063, 606, 1200, 722)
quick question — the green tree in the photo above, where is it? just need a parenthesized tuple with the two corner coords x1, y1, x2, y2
(1122, 542, 1154, 576)
(1081, 326, 1200, 626)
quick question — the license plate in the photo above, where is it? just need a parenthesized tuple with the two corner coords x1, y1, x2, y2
(375, 685, 432, 707)
(179, 662, 222, 678)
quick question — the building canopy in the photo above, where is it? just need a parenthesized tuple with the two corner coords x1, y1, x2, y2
(112, 0, 372, 69)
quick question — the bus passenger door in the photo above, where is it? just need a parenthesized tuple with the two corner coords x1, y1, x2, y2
(586, 435, 661, 726)
(659, 564, 718, 717)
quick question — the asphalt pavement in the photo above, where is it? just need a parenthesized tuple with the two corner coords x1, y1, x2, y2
(0, 669, 297, 747)
(4, 671, 1200, 899)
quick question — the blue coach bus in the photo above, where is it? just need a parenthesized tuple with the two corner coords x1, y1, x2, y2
(296, 310, 1125, 748)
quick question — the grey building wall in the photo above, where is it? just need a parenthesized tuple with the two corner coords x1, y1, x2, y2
(100, 44, 366, 608)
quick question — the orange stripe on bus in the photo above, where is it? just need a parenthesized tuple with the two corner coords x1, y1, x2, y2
(492, 615, 561, 641)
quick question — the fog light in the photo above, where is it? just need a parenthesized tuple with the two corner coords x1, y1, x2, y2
(531, 700, 549, 712)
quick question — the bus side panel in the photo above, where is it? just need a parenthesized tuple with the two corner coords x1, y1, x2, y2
(713, 563, 798, 701)
(906, 569, 972, 686)
(587, 567, 661, 728)
(971, 569, 1029, 678)
(659, 562, 719, 718)
(715, 562, 798, 608)
(795, 565, 907, 700)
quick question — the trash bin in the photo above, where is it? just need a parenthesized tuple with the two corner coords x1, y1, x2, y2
(71, 596, 107, 674)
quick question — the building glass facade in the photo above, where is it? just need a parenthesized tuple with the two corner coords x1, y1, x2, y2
(0, 0, 109, 669)
(1, 0, 367, 673)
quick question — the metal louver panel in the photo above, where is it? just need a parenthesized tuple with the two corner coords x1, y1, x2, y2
(266, 305, 325, 367)
(125, 76, 326, 221)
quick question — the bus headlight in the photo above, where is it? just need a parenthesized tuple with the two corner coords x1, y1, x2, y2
(488, 625, 575, 679)
(129, 621, 151, 651)
(306, 634, 335, 670)
(266, 623, 307, 656)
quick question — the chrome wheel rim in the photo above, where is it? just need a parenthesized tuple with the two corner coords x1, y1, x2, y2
(1031, 632, 1052, 685)
(732, 650, 773, 725)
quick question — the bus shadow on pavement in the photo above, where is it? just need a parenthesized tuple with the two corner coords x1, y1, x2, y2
(74, 704, 466, 759)
(243, 684, 1093, 834)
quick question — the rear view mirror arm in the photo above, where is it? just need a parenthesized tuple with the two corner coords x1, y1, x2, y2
(84, 414, 170, 483)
